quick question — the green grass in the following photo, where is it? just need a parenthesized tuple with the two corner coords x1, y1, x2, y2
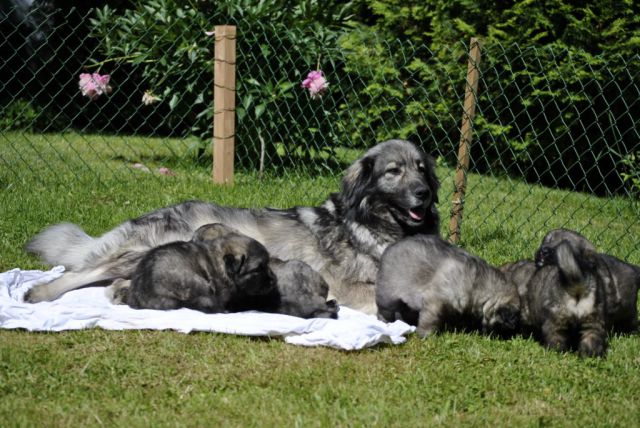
(1, 132, 640, 426)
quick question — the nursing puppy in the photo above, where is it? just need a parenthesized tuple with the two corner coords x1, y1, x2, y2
(111, 224, 339, 319)
(259, 259, 339, 319)
(376, 235, 520, 338)
(535, 228, 640, 333)
(520, 239, 607, 357)
(112, 225, 276, 313)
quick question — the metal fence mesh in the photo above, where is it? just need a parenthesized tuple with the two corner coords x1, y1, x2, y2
(1, 4, 639, 259)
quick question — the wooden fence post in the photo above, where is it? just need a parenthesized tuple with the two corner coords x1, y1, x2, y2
(213, 25, 237, 184)
(448, 37, 481, 244)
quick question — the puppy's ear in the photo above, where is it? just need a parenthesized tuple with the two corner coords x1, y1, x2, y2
(579, 249, 598, 271)
(193, 223, 236, 242)
(223, 253, 246, 276)
(422, 153, 440, 204)
(341, 155, 375, 209)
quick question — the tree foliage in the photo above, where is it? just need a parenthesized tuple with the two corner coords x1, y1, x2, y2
(347, 0, 640, 194)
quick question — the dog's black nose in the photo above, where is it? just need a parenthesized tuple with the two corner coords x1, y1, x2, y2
(414, 186, 430, 201)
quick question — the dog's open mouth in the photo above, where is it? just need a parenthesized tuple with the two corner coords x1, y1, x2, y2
(408, 206, 426, 223)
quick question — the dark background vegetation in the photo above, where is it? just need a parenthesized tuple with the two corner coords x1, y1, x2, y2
(1, 0, 639, 195)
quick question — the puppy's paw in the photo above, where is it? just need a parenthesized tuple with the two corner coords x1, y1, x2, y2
(23, 284, 54, 303)
(106, 279, 131, 305)
(578, 335, 607, 358)
(415, 325, 437, 339)
(314, 299, 339, 319)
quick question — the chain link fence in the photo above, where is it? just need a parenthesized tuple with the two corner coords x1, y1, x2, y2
(1, 4, 639, 260)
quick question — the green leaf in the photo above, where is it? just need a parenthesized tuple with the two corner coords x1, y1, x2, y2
(169, 94, 179, 110)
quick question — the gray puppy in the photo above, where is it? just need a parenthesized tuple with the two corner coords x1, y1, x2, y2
(112, 225, 276, 313)
(535, 228, 640, 333)
(258, 259, 338, 319)
(509, 239, 607, 357)
(376, 235, 521, 338)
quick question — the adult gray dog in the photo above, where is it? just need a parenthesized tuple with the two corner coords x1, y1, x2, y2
(25, 139, 440, 314)
(376, 235, 521, 338)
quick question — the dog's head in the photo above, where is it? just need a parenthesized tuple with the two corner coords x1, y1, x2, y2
(215, 234, 276, 297)
(482, 301, 521, 339)
(340, 139, 440, 234)
(269, 259, 339, 319)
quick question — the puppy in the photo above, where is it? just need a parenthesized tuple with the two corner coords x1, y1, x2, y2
(252, 259, 339, 319)
(112, 225, 276, 313)
(376, 235, 521, 338)
(535, 228, 640, 333)
(519, 239, 607, 357)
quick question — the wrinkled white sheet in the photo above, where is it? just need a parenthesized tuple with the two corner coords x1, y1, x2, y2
(0, 267, 414, 350)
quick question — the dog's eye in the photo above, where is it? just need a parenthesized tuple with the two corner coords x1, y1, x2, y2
(385, 167, 401, 176)
(417, 162, 425, 172)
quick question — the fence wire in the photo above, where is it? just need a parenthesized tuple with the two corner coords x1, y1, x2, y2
(1, 4, 639, 260)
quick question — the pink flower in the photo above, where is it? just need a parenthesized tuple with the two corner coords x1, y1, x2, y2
(301, 70, 329, 99)
(78, 73, 112, 100)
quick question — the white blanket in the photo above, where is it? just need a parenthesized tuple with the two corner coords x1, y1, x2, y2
(0, 267, 414, 350)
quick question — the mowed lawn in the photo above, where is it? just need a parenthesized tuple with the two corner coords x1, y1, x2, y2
(1, 132, 639, 427)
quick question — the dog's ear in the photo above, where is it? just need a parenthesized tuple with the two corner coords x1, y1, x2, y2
(422, 153, 440, 204)
(341, 155, 375, 209)
(193, 223, 236, 242)
(223, 253, 246, 276)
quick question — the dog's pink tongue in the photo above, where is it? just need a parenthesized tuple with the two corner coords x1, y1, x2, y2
(409, 209, 424, 221)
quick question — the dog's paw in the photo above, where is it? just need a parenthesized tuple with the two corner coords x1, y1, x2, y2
(23, 284, 54, 303)
(578, 335, 607, 358)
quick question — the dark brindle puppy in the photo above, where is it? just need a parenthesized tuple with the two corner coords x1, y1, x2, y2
(112, 226, 276, 313)
(376, 235, 521, 338)
(513, 239, 608, 357)
(535, 228, 640, 333)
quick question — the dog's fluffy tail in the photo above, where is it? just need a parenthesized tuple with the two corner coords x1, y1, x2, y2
(25, 222, 96, 270)
(555, 240, 585, 285)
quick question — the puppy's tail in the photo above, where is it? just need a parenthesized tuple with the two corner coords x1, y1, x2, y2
(25, 222, 96, 270)
(555, 240, 588, 285)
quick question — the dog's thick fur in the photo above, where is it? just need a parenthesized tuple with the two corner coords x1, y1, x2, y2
(25, 139, 440, 314)
(376, 235, 521, 338)
(510, 239, 608, 357)
(535, 228, 640, 333)
(111, 228, 276, 313)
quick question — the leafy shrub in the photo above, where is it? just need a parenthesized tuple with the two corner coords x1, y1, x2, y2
(88, 0, 354, 171)
(347, 0, 640, 195)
